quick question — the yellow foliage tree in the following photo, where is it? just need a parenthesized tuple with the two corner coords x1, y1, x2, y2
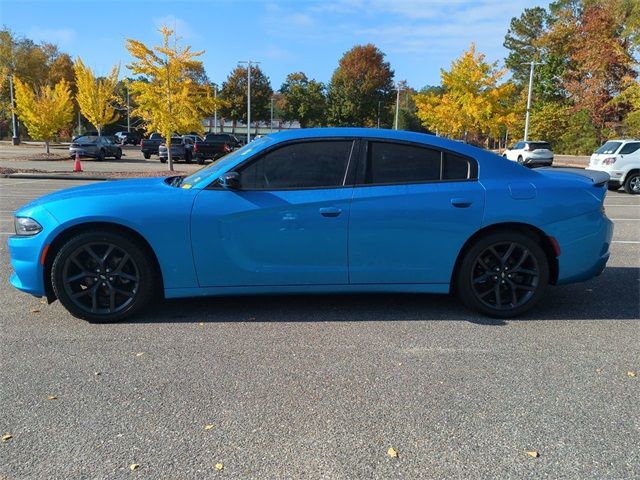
(125, 25, 217, 171)
(74, 57, 120, 135)
(13, 76, 73, 153)
(415, 44, 516, 145)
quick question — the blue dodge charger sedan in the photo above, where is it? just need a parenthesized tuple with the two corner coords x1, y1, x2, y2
(8, 128, 613, 322)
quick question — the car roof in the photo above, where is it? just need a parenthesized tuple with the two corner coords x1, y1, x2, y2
(605, 139, 640, 143)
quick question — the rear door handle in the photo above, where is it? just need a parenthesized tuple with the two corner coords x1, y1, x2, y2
(451, 198, 473, 208)
(319, 207, 342, 217)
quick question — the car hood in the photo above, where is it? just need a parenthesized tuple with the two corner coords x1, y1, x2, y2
(18, 177, 171, 212)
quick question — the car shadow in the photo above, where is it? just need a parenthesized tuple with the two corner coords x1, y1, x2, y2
(124, 266, 640, 326)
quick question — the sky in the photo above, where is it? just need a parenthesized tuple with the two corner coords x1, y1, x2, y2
(0, 0, 548, 90)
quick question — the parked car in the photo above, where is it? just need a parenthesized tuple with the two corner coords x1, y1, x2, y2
(114, 131, 141, 146)
(503, 141, 554, 167)
(158, 136, 195, 163)
(9, 128, 612, 323)
(69, 135, 122, 161)
(194, 133, 241, 164)
(140, 133, 164, 159)
(588, 139, 640, 194)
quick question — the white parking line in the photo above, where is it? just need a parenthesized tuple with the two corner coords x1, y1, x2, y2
(605, 204, 640, 207)
(611, 218, 640, 221)
(612, 240, 640, 244)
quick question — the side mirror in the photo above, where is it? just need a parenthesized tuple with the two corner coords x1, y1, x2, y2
(219, 171, 241, 190)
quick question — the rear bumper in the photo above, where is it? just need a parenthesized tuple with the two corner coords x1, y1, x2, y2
(548, 212, 613, 285)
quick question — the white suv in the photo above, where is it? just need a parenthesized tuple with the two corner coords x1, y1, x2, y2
(589, 139, 640, 194)
(503, 141, 554, 167)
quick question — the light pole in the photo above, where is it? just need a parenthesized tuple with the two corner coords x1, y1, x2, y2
(238, 60, 260, 143)
(8, 70, 19, 145)
(126, 85, 130, 133)
(377, 100, 381, 129)
(213, 83, 218, 133)
(270, 96, 274, 133)
(393, 81, 405, 130)
(522, 61, 543, 141)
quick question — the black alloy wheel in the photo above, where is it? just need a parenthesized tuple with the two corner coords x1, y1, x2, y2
(457, 232, 549, 318)
(96, 149, 105, 161)
(52, 231, 155, 322)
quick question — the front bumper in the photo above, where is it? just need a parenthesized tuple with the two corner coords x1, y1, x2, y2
(8, 208, 60, 297)
(69, 147, 97, 158)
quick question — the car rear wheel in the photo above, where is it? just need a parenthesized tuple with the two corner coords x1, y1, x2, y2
(456, 232, 549, 318)
(51, 231, 155, 323)
(623, 172, 640, 194)
(115, 149, 122, 160)
(607, 184, 620, 191)
(96, 149, 105, 162)
(517, 155, 524, 164)
(143, 152, 151, 159)
(185, 150, 192, 163)
(160, 157, 167, 163)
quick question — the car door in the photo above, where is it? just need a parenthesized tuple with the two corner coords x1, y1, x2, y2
(190, 139, 357, 287)
(348, 140, 485, 285)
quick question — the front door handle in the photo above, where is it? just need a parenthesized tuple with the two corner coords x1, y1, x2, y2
(319, 207, 342, 217)
(451, 198, 473, 208)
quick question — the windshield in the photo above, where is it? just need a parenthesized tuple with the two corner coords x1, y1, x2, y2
(75, 136, 98, 144)
(181, 136, 273, 187)
(595, 141, 622, 154)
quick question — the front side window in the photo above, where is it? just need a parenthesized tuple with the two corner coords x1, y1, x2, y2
(238, 140, 355, 190)
(360, 142, 475, 185)
(619, 142, 640, 155)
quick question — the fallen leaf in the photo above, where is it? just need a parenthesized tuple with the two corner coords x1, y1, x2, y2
(30, 309, 40, 313)
(526, 450, 539, 458)
(47, 395, 57, 401)
(627, 371, 637, 378)
(94, 371, 102, 376)
(129, 463, 139, 471)
(2, 433, 12, 442)
(135, 352, 144, 357)
(40, 299, 47, 304)
(215, 463, 224, 471)
(596, 368, 602, 373)
(387, 447, 398, 458)
(199, 322, 205, 326)
(204, 424, 214, 430)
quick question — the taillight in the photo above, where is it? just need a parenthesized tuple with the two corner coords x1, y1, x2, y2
(194, 143, 198, 152)
(224, 144, 231, 153)
(602, 157, 616, 165)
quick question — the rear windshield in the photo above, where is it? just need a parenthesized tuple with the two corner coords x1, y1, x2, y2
(595, 141, 622, 154)
(204, 134, 229, 142)
(527, 142, 551, 150)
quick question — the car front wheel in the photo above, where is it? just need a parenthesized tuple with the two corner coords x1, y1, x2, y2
(51, 231, 155, 322)
(456, 232, 549, 318)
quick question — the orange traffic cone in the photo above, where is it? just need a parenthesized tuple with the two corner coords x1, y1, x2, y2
(73, 151, 83, 172)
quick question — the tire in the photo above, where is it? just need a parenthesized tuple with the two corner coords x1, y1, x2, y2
(96, 149, 105, 162)
(607, 184, 620, 191)
(143, 152, 151, 159)
(115, 149, 122, 160)
(197, 156, 204, 165)
(51, 230, 155, 323)
(623, 172, 640, 194)
(517, 155, 524, 164)
(456, 231, 549, 318)
(185, 150, 192, 164)
(160, 157, 167, 163)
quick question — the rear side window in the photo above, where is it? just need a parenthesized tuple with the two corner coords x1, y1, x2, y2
(239, 140, 355, 190)
(361, 141, 475, 185)
(619, 142, 640, 155)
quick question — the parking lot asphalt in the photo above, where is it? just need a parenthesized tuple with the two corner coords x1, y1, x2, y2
(1, 178, 638, 479)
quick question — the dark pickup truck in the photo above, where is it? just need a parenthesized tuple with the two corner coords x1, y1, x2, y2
(193, 133, 241, 164)
(158, 137, 196, 163)
(140, 133, 164, 159)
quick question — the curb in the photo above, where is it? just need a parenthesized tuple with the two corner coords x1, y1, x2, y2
(1, 173, 112, 181)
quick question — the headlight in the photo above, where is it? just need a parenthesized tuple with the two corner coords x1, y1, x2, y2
(14, 217, 43, 236)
